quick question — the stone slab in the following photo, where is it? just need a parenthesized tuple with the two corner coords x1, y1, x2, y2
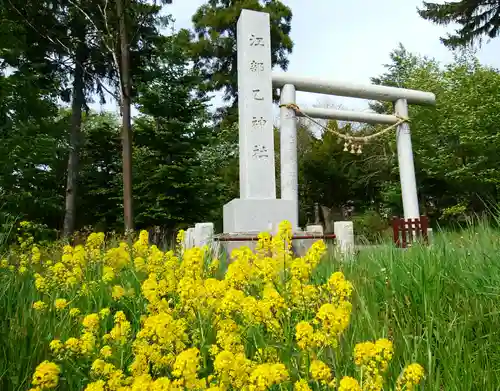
(223, 198, 297, 233)
(194, 222, 214, 248)
(184, 227, 195, 250)
(293, 225, 325, 257)
(334, 221, 354, 256)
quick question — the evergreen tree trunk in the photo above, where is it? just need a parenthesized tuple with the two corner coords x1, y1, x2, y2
(117, 0, 133, 231)
(63, 38, 86, 238)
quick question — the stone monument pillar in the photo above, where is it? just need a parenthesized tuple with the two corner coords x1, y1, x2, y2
(223, 9, 296, 235)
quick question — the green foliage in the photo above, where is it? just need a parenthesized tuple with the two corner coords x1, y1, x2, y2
(295, 45, 500, 231)
(77, 112, 123, 231)
(132, 33, 221, 233)
(0, 0, 238, 234)
(194, 122, 240, 231)
(397, 49, 500, 222)
(0, 70, 67, 227)
(299, 123, 361, 215)
(351, 210, 390, 244)
(297, 119, 395, 226)
(343, 45, 500, 227)
(441, 202, 468, 222)
(418, 0, 500, 48)
(16, 221, 58, 247)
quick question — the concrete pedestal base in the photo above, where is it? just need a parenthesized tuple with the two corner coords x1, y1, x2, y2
(222, 198, 298, 258)
(220, 230, 321, 260)
(223, 198, 297, 233)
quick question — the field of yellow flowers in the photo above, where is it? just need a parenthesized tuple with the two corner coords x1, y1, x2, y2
(0, 220, 426, 391)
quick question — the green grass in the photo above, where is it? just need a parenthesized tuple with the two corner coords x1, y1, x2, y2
(315, 221, 500, 390)
(1, 222, 500, 390)
(0, 208, 17, 256)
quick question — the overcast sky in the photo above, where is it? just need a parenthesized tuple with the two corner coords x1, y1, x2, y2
(89, 0, 500, 115)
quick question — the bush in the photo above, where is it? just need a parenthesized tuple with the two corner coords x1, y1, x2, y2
(352, 210, 390, 243)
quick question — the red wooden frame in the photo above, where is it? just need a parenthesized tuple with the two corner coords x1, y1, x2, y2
(392, 215, 429, 248)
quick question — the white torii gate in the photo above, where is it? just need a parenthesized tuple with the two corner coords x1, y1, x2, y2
(222, 9, 436, 236)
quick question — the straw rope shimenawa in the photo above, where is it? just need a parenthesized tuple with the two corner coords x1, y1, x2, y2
(279, 103, 410, 154)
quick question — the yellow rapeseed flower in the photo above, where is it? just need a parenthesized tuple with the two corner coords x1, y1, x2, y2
(65, 337, 80, 355)
(326, 271, 353, 302)
(86, 232, 105, 250)
(82, 313, 100, 333)
(396, 363, 425, 391)
(99, 308, 111, 319)
(247, 362, 289, 391)
(112, 285, 126, 300)
(17, 220, 425, 391)
(100, 345, 113, 358)
(90, 359, 106, 375)
(49, 340, 64, 355)
(31, 246, 41, 263)
(32, 301, 47, 312)
(80, 331, 96, 355)
(208, 258, 220, 274)
(84, 379, 106, 391)
(315, 301, 352, 346)
(31, 360, 60, 389)
(295, 321, 315, 350)
(172, 348, 202, 389)
(54, 298, 68, 311)
(102, 266, 115, 283)
(310, 359, 332, 383)
(34, 274, 49, 293)
(134, 256, 147, 272)
(106, 311, 131, 345)
(294, 379, 312, 391)
(130, 373, 154, 390)
(176, 230, 185, 245)
(354, 338, 394, 377)
(339, 376, 362, 391)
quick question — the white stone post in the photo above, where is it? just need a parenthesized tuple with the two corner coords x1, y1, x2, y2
(306, 224, 324, 248)
(184, 227, 195, 250)
(334, 221, 354, 256)
(280, 84, 299, 228)
(427, 228, 433, 245)
(395, 99, 420, 220)
(237, 9, 276, 200)
(194, 223, 214, 248)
